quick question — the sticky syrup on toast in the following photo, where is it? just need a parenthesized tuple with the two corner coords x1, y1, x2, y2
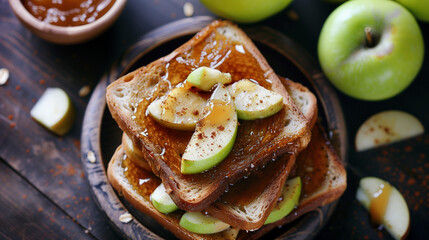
(112, 79, 317, 231)
(106, 20, 311, 211)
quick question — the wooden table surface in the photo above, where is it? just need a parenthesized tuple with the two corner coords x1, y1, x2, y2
(0, 0, 428, 239)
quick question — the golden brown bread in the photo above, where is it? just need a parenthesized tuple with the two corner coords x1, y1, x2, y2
(108, 146, 240, 240)
(108, 77, 346, 238)
(116, 78, 318, 231)
(108, 121, 346, 239)
(283, 78, 318, 129)
(106, 20, 311, 211)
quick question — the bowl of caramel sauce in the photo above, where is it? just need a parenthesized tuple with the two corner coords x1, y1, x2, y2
(8, 0, 127, 44)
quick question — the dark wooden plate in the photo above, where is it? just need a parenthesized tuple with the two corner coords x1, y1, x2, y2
(81, 16, 347, 240)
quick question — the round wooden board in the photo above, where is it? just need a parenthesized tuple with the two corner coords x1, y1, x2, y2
(81, 16, 347, 240)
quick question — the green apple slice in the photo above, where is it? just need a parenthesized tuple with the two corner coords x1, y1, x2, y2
(30, 87, 75, 136)
(355, 110, 424, 152)
(228, 79, 283, 120)
(356, 177, 410, 240)
(264, 176, 301, 225)
(179, 211, 230, 234)
(150, 183, 179, 214)
(181, 84, 238, 174)
(186, 67, 232, 91)
(147, 86, 206, 131)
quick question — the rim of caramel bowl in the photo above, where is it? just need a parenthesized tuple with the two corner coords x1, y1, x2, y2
(8, 0, 127, 44)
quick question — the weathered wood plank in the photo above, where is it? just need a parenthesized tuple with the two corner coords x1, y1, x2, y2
(0, 159, 92, 240)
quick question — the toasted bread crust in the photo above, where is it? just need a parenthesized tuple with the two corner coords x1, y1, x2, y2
(106, 20, 311, 211)
(282, 78, 318, 129)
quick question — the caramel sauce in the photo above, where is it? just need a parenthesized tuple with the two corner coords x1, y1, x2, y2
(291, 125, 329, 197)
(369, 183, 392, 226)
(22, 0, 115, 26)
(203, 99, 232, 126)
(219, 154, 293, 207)
(122, 156, 160, 200)
(131, 21, 287, 206)
(121, 154, 184, 221)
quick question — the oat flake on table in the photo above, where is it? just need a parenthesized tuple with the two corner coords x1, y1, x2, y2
(79, 85, 91, 97)
(87, 150, 96, 163)
(119, 212, 133, 223)
(183, 2, 194, 17)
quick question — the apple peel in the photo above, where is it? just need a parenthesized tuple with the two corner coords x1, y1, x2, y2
(179, 211, 230, 234)
(265, 176, 301, 225)
(150, 183, 179, 214)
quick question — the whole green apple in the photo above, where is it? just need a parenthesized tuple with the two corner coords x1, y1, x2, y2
(318, 0, 424, 101)
(199, 0, 293, 23)
(395, 0, 429, 22)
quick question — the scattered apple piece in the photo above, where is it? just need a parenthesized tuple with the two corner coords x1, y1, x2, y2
(356, 177, 410, 240)
(186, 67, 232, 91)
(30, 87, 75, 136)
(181, 84, 238, 174)
(147, 86, 206, 131)
(150, 183, 179, 214)
(265, 177, 301, 225)
(355, 110, 424, 151)
(179, 211, 230, 234)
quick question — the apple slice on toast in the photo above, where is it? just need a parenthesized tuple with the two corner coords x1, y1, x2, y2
(181, 84, 238, 174)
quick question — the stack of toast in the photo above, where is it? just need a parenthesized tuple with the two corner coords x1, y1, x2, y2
(106, 20, 346, 239)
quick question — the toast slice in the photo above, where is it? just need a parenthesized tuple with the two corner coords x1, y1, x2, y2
(108, 146, 239, 240)
(106, 20, 311, 211)
(237, 123, 347, 240)
(116, 78, 317, 231)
